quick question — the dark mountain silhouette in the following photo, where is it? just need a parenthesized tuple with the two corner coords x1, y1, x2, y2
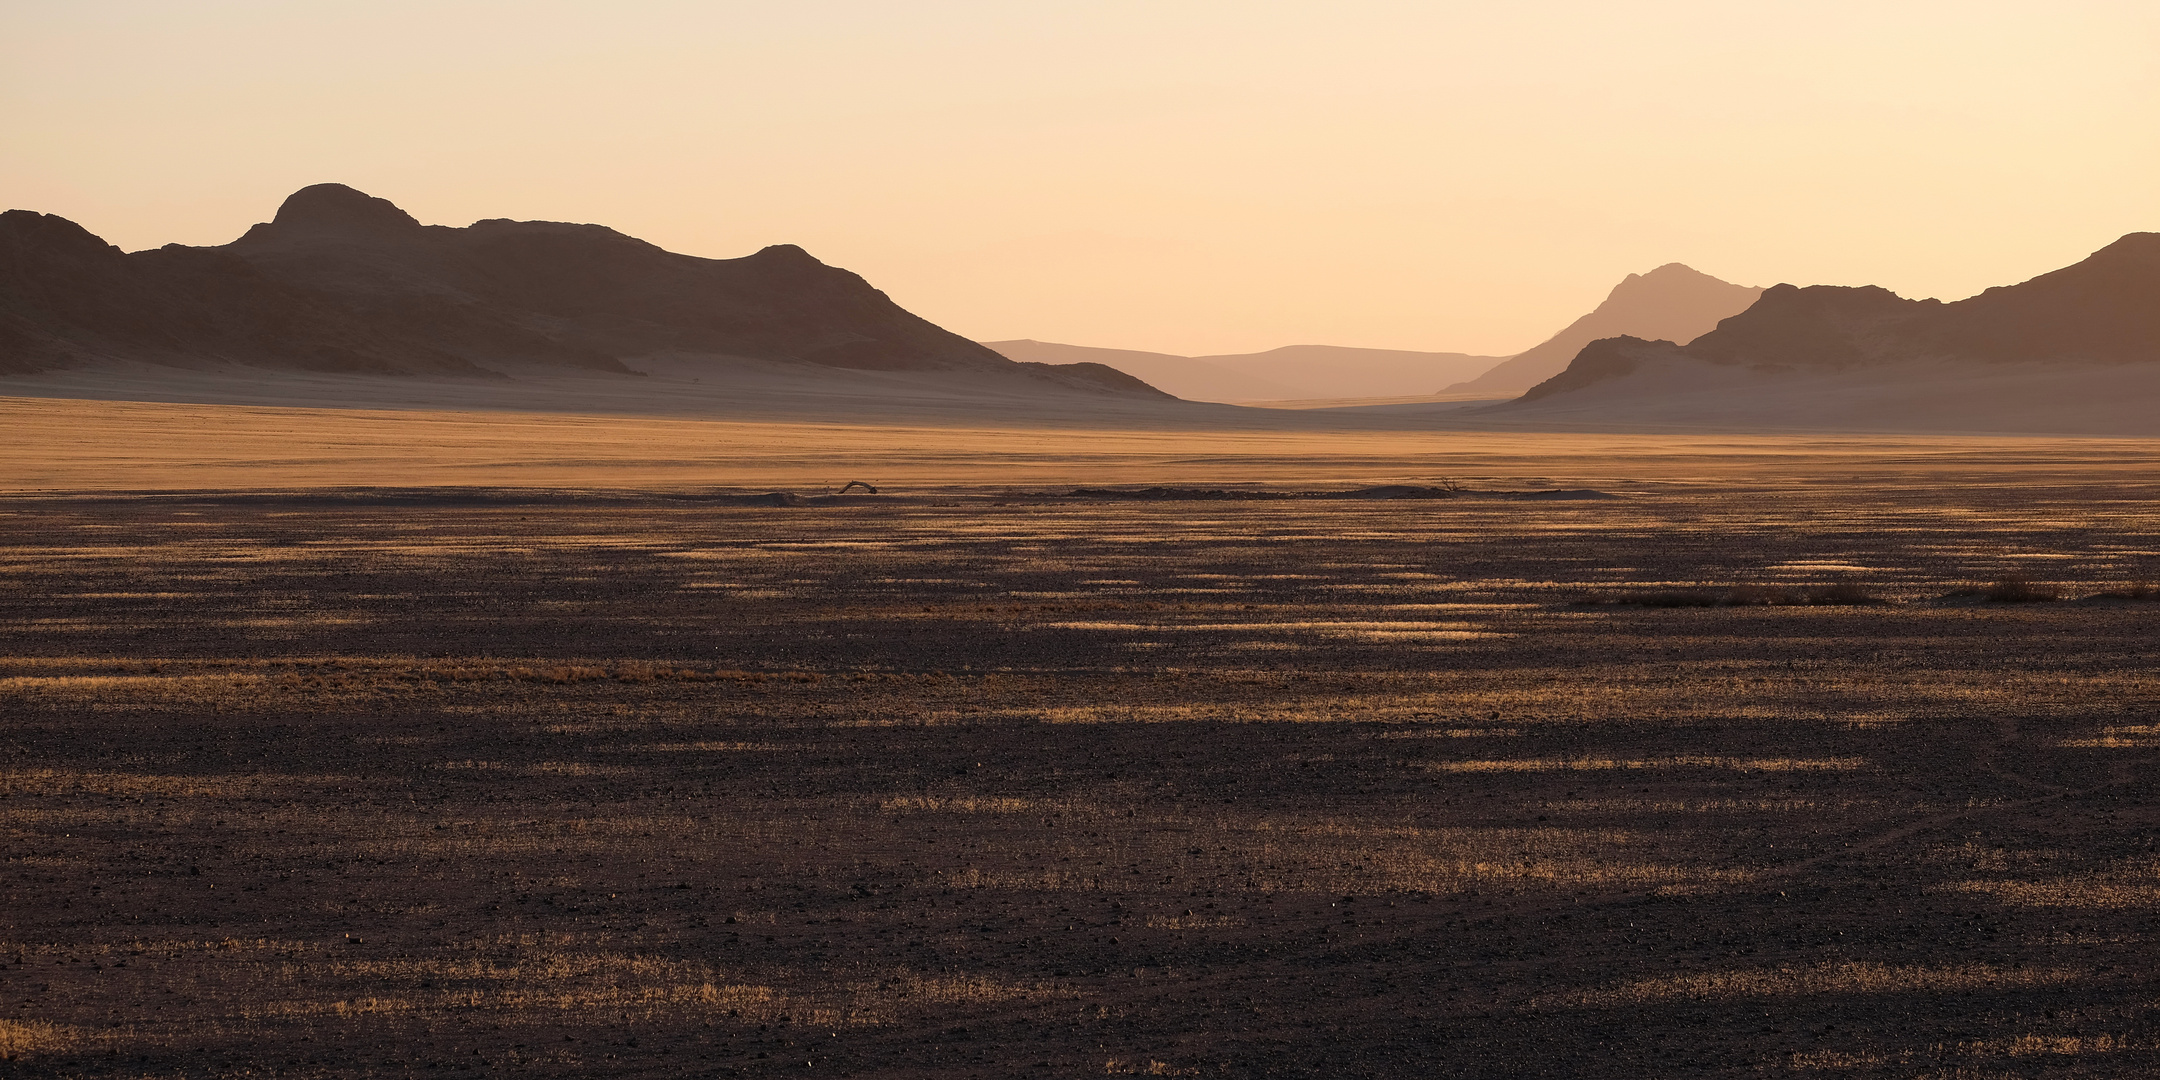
(1446, 263, 1761, 394)
(0, 184, 1166, 397)
(1517, 233, 2160, 403)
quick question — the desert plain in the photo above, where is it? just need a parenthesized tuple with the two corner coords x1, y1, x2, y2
(4, 397, 2160, 1078)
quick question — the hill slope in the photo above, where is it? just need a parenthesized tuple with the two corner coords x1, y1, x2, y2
(981, 340, 1299, 402)
(0, 184, 1166, 399)
(1445, 264, 1761, 394)
(1495, 233, 2160, 433)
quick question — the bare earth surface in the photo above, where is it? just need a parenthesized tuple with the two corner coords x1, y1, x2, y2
(3, 407, 2160, 1077)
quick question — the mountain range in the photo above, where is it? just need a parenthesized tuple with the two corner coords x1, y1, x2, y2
(1442, 263, 1762, 395)
(985, 262, 1762, 403)
(0, 183, 1164, 397)
(980, 341, 1506, 402)
(1489, 232, 2160, 432)
(1518, 232, 2160, 400)
(8, 185, 2151, 432)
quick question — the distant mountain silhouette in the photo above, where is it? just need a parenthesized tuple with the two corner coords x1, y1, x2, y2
(983, 341, 1298, 402)
(1516, 233, 2160, 404)
(0, 184, 1166, 397)
(987, 265, 1752, 402)
(1446, 264, 1761, 394)
(984, 340, 1502, 402)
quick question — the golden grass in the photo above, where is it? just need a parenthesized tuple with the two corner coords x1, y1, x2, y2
(2058, 724, 2160, 748)
(0, 768, 345, 798)
(237, 964, 1070, 1030)
(1035, 619, 1504, 643)
(1375, 727, 1523, 738)
(632, 741, 787, 752)
(1552, 798, 1871, 813)
(880, 795, 1066, 814)
(0, 1019, 81, 1059)
(1956, 858, 2160, 909)
(0, 929, 1069, 1038)
(1427, 756, 1866, 773)
(1143, 913, 1244, 929)
(928, 824, 1754, 896)
(1999, 1034, 2138, 1056)
(1791, 1033, 2152, 1071)
(1548, 962, 2083, 1008)
(1103, 1058, 1206, 1076)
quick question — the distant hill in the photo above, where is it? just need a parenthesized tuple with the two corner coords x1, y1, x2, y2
(988, 264, 1757, 403)
(1492, 233, 2160, 433)
(983, 340, 1503, 402)
(0, 184, 1167, 398)
(981, 340, 1298, 402)
(1445, 264, 1761, 395)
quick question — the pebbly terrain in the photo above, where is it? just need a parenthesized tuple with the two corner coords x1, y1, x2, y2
(2, 488, 2158, 1077)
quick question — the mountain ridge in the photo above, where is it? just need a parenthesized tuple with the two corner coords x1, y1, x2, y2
(1515, 232, 2160, 405)
(982, 340, 1504, 402)
(1496, 233, 2160, 429)
(1444, 263, 1762, 394)
(0, 184, 1167, 399)
(986, 263, 1759, 402)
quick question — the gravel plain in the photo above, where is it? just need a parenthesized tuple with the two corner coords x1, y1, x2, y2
(2, 481, 2158, 1077)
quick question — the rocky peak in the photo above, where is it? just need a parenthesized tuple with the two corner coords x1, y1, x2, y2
(261, 184, 424, 238)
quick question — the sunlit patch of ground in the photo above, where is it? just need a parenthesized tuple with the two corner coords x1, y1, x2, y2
(1548, 962, 2085, 1007)
(1425, 756, 1867, 773)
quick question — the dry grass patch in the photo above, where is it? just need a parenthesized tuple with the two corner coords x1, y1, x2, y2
(631, 741, 787, 752)
(1957, 859, 2160, 909)
(0, 768, 344, 798)
(1426, 756, 1866, 773)
(880, 795, 1072, 814)
(1546, 962, 2083, 1008)
(0, 1019, 82, 1059)
(2058, 723, 2160, 748)
(2086, 583, 2159, 600)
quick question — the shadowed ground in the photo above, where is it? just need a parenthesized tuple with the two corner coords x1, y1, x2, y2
(3, 471, 2159, 1076)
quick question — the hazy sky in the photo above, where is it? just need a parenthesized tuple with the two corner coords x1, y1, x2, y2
(6, 1, 2155, 355)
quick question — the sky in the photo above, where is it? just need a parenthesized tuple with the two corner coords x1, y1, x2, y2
(4, 1, 2156, 356)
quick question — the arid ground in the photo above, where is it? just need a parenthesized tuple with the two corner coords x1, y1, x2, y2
(4, 402, 2159, 1077)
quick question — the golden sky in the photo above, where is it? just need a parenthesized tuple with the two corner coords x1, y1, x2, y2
(5, 1, 2155, 356)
